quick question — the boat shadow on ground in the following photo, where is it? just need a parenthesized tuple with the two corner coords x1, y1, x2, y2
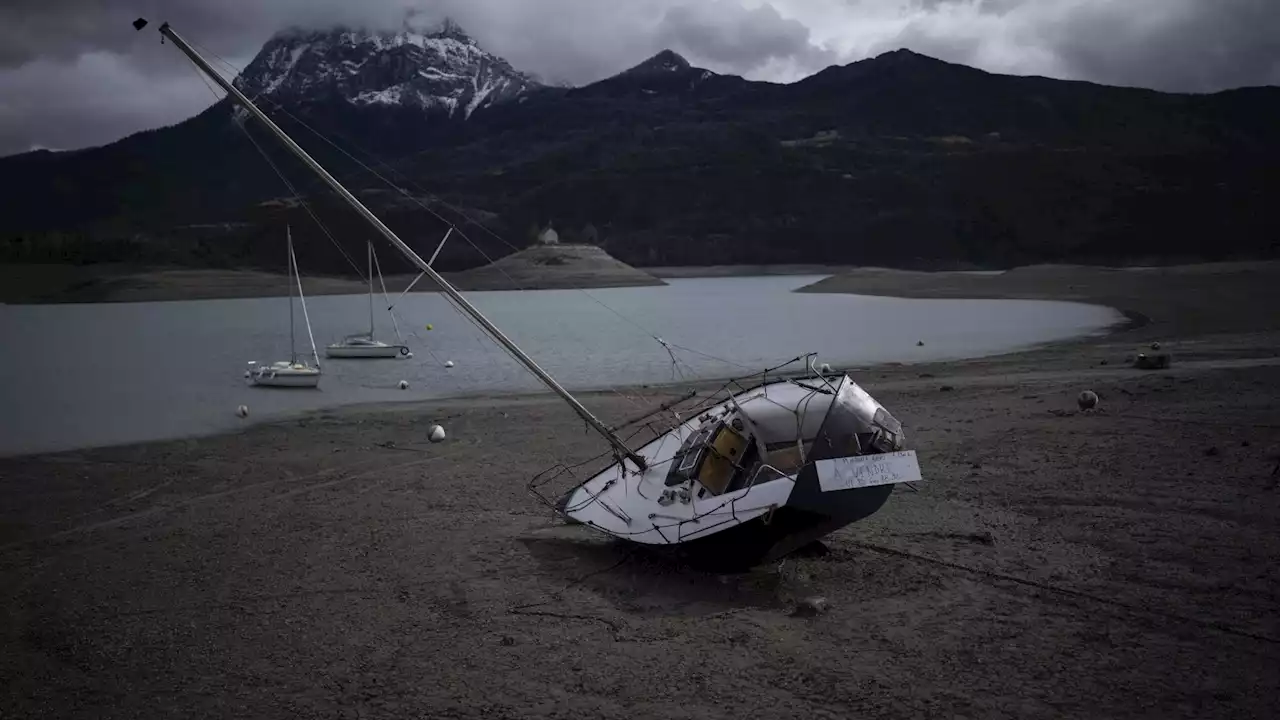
(519, 533, 802, 617)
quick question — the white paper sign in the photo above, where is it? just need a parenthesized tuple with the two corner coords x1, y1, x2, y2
(816, 451, 922, 492)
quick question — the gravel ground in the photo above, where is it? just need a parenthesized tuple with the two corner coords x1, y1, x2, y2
(2, 265, 1279, 719)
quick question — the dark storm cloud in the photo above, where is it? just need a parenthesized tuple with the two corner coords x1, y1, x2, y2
(0, 0, 417, 68)
(1047, 0, 1280, 92)
(0, 0, 838, 154)
(654, 1, 838, 76)
(0, 0, 428, 155)
(875, 0, 1280, 92)
(1, 0, 1278, 157)
(418, 0, 838, 85)
(0, 52, 218, 155)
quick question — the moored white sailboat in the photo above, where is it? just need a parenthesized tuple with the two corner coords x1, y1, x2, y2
(146, 17, 923, 568)
(249, 226, 322, 389)
(325, 240, 408, 359)
(325, 334, 402, 359)
(251, 359, 321, 388)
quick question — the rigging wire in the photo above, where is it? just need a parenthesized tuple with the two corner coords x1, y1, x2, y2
(289, 239, 322, 370)
(185, 43, 757, 385)
(184, 42, 491, 393)
(369, 243, 470, 392)
(248, 98, 632, 403)
(526, 355, 813, 512)
(369, 244, 406, 347)
(190, 46, 546, 282)
(143, 63, 1280, 650)
(247, 108, 642, 405)
(179, 49, 369, 283)
(187, 40, 819, 453)
(237, 123, 369, 283)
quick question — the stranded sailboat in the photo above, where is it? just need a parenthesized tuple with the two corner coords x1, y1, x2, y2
(545, 360, 919, 567)
(325, 240, 410, 359)
(248, 225, 322, 388)
(143, 18, 923, 568)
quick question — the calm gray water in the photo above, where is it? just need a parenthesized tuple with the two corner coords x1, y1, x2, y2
(0, 276, 1123, 456)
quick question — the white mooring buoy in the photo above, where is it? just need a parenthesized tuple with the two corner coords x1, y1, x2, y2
(428, 424, 446, 443)
(236, 405, 249, 419)
(399, 380, 409, 390)
(445, 360, 455, 368)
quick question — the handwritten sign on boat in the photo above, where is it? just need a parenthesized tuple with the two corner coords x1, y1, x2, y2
(816, 450, 922, 492)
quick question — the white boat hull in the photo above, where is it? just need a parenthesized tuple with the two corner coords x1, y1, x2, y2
(250, 363, 321, 388)
(554, 374, 919, 568)
(325, 343, 404, 359)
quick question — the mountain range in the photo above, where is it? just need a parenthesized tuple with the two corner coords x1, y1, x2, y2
(2, 19, 1277, 275)
(234, 19, 539, 117)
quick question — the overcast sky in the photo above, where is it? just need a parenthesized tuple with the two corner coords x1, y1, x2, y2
(1, 0, 1278, 157)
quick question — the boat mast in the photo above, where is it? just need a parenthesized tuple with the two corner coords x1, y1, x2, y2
(291, 233, 322, 370)
(287, 225, 297, 365)
(367, 241, 375, 339)
(147, 20, 646, 469)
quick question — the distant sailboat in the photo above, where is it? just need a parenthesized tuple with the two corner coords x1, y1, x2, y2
(325, 240, 408, 359)
(248, 226, 322, 388)
(151, 17, 922, 569)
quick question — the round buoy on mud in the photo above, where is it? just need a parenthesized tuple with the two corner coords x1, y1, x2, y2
(426, 324, 433, 331)
(1077, 390, 1099, 411)
(428, 425, 447, 443)
(406, 352, 415, 359)
(236, 405, 249, 419)
(399, 380, 409, 390)
(820, 363, 833, 374)
(445, 360, 455, 368)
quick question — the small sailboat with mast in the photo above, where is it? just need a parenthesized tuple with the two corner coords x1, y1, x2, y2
(247, 225, 322, 388)
(325, 240, 410, 359)
(145, 16, 923, 569)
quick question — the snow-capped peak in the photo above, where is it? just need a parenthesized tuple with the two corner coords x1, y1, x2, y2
(233, 18, 540, 119)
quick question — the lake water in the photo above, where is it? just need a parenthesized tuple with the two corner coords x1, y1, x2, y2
(0, 276, 1124, 456)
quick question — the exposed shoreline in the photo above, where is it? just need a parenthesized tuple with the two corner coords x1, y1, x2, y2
(645, 263, 856, 278)
(798, 260, 1280, 338)
(8, 258, 1276, 307)
(3, 261, 1279, 718)
(0, 245, 664, 304)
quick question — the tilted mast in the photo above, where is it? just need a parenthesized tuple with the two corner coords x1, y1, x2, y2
(140, 19, 647, 470)
(287, 225, 296, 364)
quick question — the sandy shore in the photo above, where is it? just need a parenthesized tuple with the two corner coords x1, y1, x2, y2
(3, 263, 1279, 718)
